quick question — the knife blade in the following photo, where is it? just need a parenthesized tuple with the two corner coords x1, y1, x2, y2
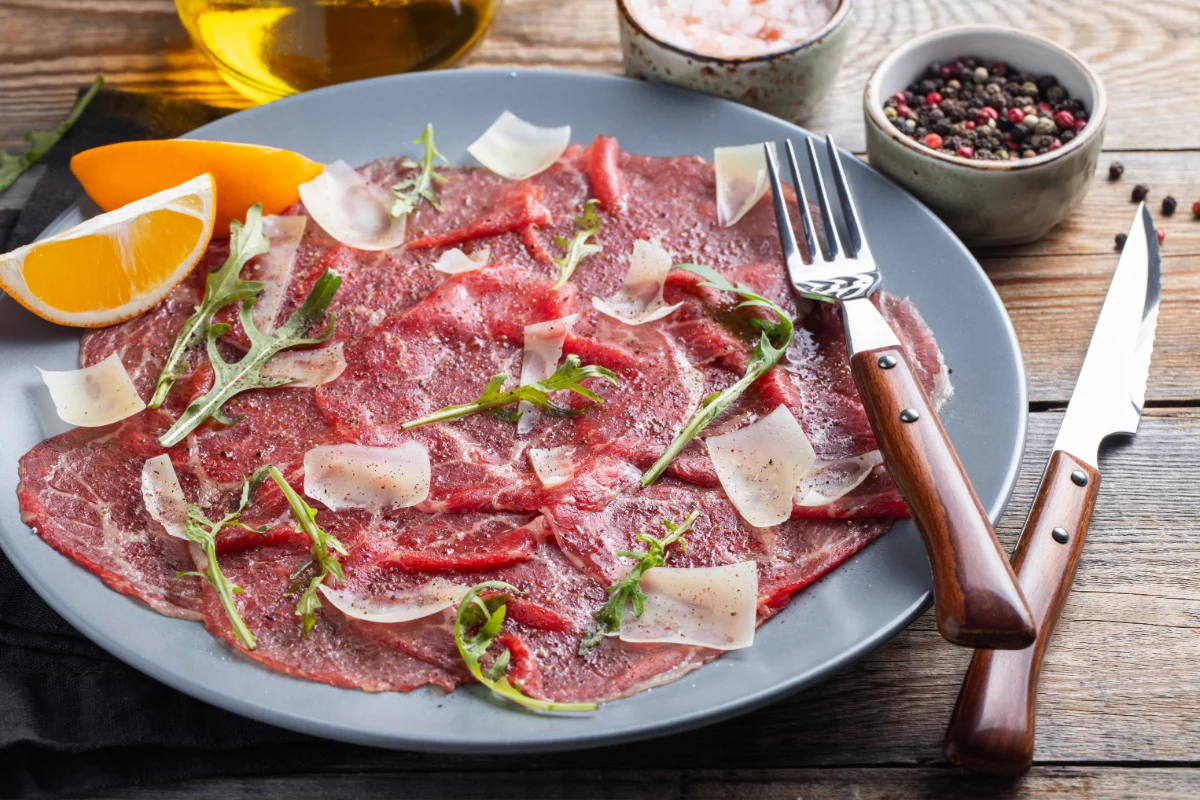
(944, 203, 1163, 776)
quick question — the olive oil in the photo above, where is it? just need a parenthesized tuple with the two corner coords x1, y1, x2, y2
(176, 0, 497, 103)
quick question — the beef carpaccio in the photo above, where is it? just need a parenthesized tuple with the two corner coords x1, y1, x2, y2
(17, 136, 950, 705)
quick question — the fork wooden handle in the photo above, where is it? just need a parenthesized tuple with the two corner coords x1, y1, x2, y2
(850, 345, 1035, 649)
(945, 450, 1100, 775)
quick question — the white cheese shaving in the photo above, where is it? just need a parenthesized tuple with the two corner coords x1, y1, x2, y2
(433, 246, 490, 275)
(251, 214, 307, 333)
(707, 405, 815, 527)
(319, 578, 468, 624)
(516, 313, 578, 435)
(260, 342, 347, 388)
(620, 561, 758, 650)
(591, 240, 684, 326)
(467, 111, 570, 180)
(303, 442, 430, 512)
(298, 160, 407, 251)
(37, 353, 145, 428)
(796, 451, 885, 507)
(714, 142, 775, 227)
(140, 454, 189, 540)
(528, 445, 574, 488)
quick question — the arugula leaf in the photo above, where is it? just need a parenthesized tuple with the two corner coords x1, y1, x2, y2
(640, 264, 794, 486)
(578, 511, 698, 655)
(454, 581, 596, 712)
(552, 199, 602, 289)
(0, 76, 103, 193)
(158, 269, 341, 447)
(150, 204, 271, 408)
(400, 354, 618, 431)
(176, 471, 270, 651)
(389, 123, 449, 217)
(255, 464, 347, 636)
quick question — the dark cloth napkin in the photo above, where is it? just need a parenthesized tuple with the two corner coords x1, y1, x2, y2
(0, 88, 372, 799)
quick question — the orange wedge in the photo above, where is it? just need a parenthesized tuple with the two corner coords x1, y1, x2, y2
(71, 139, 323, 236)
(0, 174, 215, 328)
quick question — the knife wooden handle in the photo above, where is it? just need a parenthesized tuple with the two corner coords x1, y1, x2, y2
(945, 450, 1100, 775)
(850, 345, 1035, 649)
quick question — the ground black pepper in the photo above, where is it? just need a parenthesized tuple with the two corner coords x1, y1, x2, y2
(883, 56, 1090, 161)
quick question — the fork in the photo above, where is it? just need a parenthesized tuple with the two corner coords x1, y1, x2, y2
(765, 136, 1035, 650)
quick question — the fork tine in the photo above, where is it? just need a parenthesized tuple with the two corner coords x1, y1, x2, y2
(763, 142, 805, 276)
(784, 139, 820, 264)
(804, 136, 843, 261)
(824, 135, 873, 262)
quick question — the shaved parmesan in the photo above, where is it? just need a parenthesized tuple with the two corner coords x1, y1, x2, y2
(298, 160, 407, 251)
(592, 240, 684, 325)
(707, 405, 815, 527)
(715, 142, 775, 227)
(467, 111, 570, 180)
(303, 442, 430, 512)
(796, 451, 884, 507)
(319, 578, 467, 624)
(620, 561, 758, 650)
(528, 446, 574, 488)
(251, 215, 307, 333)
(261, 342, 347, 388)
(433, 246, 490, 275)
(140, 454, 188, 540)
(516, 313, 578, 434)
(38, 353, 145, 427)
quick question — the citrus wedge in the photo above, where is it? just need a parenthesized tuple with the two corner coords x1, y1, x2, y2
(0, 173, 215, 328)
(71, 139, 323, 236)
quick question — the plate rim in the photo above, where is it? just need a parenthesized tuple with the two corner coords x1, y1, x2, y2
(1, 68, 1028, 753)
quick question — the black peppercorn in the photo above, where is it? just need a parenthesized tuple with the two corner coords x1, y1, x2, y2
(1162, 196, 1177, 216)
(1132, 184, 1150, 202)
(1115, 233, 1127, 251)
(1108, 162, 1124, 180)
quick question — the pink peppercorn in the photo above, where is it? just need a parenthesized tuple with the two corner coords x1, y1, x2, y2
(1054, 111, 1076, 129)
(1193, 199, 1200, 218)
(1038, 101, 1053, 114)
(1156, 228, 1166, 244)
(892, 92, 907, 105)
(939, 65, 954, 78)
(923, 133, 944, 149)
(1074, 119, 1087, 133)
(1048, 138, 1063, 151)
(1007, 107, 1025, 124)
(926, 91, 943, 106)
(977, 106, 999, 121)
(956, 146, 975, 159)
(993, 61, 1008, 75)
(964, 120, 977, 130)
(897, 104, 912, 118)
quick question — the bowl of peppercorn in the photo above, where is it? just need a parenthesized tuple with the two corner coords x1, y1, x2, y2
(864, 26, 1107, 246)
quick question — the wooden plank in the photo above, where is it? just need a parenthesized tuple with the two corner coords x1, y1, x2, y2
(97, 766, 1200, 799)
(4, 0, 1200, 151)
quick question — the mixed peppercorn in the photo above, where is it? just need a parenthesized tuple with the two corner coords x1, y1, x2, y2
(1106, 161, 1200, 249)
(883, 56, 1088, 161)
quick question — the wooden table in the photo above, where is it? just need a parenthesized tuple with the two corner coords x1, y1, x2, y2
(2, 1, 1198, 797)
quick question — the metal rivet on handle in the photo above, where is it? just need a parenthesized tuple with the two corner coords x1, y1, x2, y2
(877, 354, 897, 369)
(1052, 527, 1070, 544)
(1071, 470, 1089, 487)
(899, 408, 920, 423)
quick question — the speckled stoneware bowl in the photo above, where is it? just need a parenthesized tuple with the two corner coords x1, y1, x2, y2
(616, 0, 853, 123)
(864, 26, 1107, 247)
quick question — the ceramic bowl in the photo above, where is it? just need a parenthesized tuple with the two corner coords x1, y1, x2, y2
(616, 0, 853, 123)
(864, 26, 1107, 247)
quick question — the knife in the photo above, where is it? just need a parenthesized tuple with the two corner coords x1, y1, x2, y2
(944, 203, 1163, 775)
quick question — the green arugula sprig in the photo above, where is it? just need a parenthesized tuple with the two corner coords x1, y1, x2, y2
(552, 199, 602, 289)
(0, 76, 102, 193)
(255, 465, 347, 636)
(390, 123, 449, 217)
(175, 472, 270, 651)
(454, 581, 596, 713)
(399, 354, 618, 431)
(158, 269, 341, 447)
(151, 204, 271, 408)
(578, 511, 698, 655)
(640, 264, 794, 486)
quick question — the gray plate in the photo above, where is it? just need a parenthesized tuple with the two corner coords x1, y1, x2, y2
(0, 69, 1026, 753)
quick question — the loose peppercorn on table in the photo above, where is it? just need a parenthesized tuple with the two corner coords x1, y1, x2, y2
(2, 0, 1199, 797)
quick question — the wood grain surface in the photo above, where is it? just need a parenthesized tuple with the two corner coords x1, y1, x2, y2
(2, 0, 1198, 798)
